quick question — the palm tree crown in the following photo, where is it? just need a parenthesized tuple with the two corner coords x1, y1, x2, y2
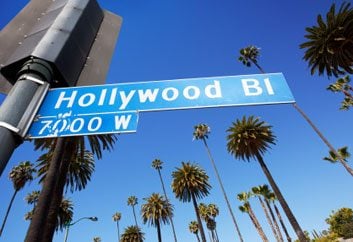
(127, 196, 138, 207)
(36, 149, 95, 193)
(226, 116, 276, 161)
(141, 193, 173, 227)
(113, 212, 122, 222)
(300, 2, 353, 77)
(238, 46, 261, 67)
(189, 221, 199, 234)
(9, 161, 36, 190)
(120, 225, 144, 242)
(193, 124, 210, 140)
(152, 159, 163, 170)
(171, 162, 211, 202)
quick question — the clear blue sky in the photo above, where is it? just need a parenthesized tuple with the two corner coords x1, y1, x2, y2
(1, 0, 353, 241)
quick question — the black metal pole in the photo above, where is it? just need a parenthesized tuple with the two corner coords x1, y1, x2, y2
(0, 59, 53, 177)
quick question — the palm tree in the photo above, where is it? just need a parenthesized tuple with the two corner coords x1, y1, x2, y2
(120, 225, 144, 242)
(237, 192, 269, 242)
(26, 134, 117, 242)
(113, 212, 122, 242)
(24, 190, 40, 221)
(207, 203, 220, 242)
(193, 123, 244, 242)
(33, 148, 95, 241)
(324, 146, 350, 163)
(25, 190, 41, 207)
(300, 2, 353, 77)
(127, 196, 139, 227)
(238, 44, 353, 177)
(268, 192, 292, 242)
(171, 162, 211, 242)
(252, 185, 284, 242)
(198, 203, 219, 242)
(141, 193, 173, 242)
(93, 237, 102, 242)
(189, 221, 201, 242)
(151, 159, 178, 242)
(227, 116, 307, 242)
(0, 161, 36, 236)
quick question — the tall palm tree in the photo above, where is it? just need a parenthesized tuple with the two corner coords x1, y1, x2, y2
(268, 192, 292, 242)
(189, 221, 201, 242)
(0, 161, 36, 236)
(227, 116, 307, 242)
(237, 192, 269, 242)
(252, 185, 284, 242)
(300, 2, 353, 77)
(120, 225, 144, 242)
(113, 212, 122, 242)
(127, 196, 139, 227)
(193, 123, 244, 242)
(236, 44, 353, 176)
(172, 162, 211, 242)
(238, 44, 353, 177)
(141, 193, 173, 242)
(93, 237, 102, 242)
(35, 148, 95, 241)
(151, 159, 178, 242)
(26, 134, 117, 242)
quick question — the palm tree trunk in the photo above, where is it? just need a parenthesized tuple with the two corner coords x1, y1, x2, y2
(0, 190, 18, 236)
(116, 221, 120, 242)
(258, 197, 282, 242)
(255, 154, 307, 242)
(25, 137, 66, 242)
(156, 220, 162, 242)
(195, 233, 201, 242)
(274, 203, 292, 242)
(264, 199, 284, 242)
(248, 206, 269, 242)
(202, 139, 244, 242)
(292, 103, 353, 177)
(215, 228, 220, 242)
(157, 169, 178, 242)
(41, 138, 74, 242)
(191, 193, 207, 242)
(132, 205, 138, 227)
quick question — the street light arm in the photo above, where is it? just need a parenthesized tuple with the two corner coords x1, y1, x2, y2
(69, 216, 98, 226)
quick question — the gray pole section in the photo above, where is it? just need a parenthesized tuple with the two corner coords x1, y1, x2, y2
(0, 59, 53, 176)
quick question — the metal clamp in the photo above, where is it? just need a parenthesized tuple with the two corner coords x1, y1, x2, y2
(19, 75, 45, 85)
(0, 121, 20, 134)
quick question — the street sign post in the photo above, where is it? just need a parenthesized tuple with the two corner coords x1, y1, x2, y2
(28, 73, 295, 138)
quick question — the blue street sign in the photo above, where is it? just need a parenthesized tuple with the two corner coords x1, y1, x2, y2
(35, 73, 295, 118)
(28, 73, 295, 138)
(28, 111, 139, 138)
